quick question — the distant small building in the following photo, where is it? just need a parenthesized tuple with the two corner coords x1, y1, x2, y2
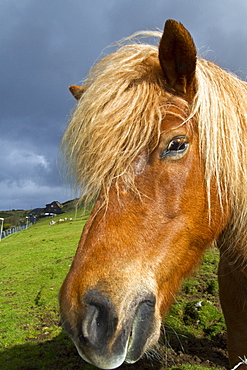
(44, 201, 63, 216)
(29, 208, 44, 216)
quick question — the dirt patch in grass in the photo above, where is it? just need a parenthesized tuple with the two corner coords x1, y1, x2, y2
(159, 332, 228, 369)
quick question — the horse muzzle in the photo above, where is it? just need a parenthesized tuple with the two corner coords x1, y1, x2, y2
(61, 289, 158, 369)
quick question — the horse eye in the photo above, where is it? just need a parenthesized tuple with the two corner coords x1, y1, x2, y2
(160, 136, 189, 159)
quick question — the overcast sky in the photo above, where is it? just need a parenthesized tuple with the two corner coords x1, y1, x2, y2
(1, 0, 247, 210)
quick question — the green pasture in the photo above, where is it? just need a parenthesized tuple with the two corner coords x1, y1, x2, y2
(0, 210, 89, 369)
(0, 209, 227, 369)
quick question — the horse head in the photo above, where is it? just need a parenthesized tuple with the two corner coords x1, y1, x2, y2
(59, 20, 229, 369)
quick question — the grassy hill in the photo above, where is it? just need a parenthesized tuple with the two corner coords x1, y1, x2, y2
(0, 209, 228, 369)
(0, 199, 79, 230)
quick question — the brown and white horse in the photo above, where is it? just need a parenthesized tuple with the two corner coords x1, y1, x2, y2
(60, 20, 247, 369)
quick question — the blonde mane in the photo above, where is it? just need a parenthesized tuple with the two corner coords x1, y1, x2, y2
(193, 59, 247, 253)
(62, 32, 247, 252)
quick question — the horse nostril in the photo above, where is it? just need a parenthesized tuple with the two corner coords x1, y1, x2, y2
(80, 290, 118, 347)
(81, 304, 99, 345)
(125, 295, 156, 363)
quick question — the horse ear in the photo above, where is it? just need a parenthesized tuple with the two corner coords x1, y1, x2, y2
(159, 20, 197, 95)
(69, 85, 87, 100)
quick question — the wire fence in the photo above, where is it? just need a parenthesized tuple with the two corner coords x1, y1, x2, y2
(1, 222, 33, 240)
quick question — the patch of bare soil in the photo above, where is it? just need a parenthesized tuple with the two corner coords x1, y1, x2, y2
(158, 332, 228, 369)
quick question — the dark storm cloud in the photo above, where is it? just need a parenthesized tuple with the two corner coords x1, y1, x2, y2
(1, 0, 247, 210)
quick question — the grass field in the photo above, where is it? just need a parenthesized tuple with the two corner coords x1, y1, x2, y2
(0, 209, 228, 369)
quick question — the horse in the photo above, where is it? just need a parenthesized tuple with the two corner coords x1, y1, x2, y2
(59, 20, 247, 369)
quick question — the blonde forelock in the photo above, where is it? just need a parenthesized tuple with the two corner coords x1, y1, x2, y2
(62, 34, 177, 204)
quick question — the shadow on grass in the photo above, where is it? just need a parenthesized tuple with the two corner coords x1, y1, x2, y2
(0, 330, 229, 370)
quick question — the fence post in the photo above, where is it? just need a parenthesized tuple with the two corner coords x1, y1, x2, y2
(0, 218, 4, 241)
